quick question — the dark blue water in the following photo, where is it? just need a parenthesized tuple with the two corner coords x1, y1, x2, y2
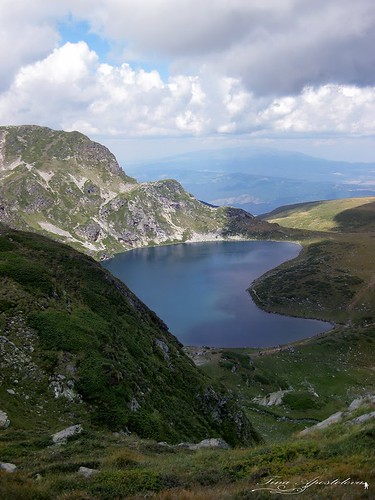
(103, 241, 331, 347)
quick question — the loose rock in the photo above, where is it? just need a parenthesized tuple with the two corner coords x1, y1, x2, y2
(348, 394, 375, 411)
(178, 438, 229, 450)
(253, 389, 292, 406)
(0, 410, 10, 429)
(300, 412, 343, 435)
(0, 462, 17, 473)
(51, 424, 82, 444)
(350, 411, 375, 425)
(78, 466, 99, 478)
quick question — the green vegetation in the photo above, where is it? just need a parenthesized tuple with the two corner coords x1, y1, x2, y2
(1, 126, 375, 497)
(250, 198, 375, 326)
(265, 197, 375, 232)
(0, 225, 258, 446)
(193, 322, 375, 439)
(0, 411, 373, 498)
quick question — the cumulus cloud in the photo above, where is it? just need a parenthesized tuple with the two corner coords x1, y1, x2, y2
(67, 0, 375, 95)
(0, 42, 374, 140)
(0, 43, 98, 125)
(0, 1, 374, 149)
(258, 85, 375, 134)
(0, 0, 68, 90)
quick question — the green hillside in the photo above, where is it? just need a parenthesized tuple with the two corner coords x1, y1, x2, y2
(264, 197, 375, 232)
(250, 197, 375, 325)
(1, 405, 374, 499)
(0, 224, 258, 447)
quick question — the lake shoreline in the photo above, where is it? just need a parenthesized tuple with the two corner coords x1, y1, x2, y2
(103, 240, 331, 348)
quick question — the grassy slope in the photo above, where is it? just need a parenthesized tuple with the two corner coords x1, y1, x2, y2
(254, 198, 375, 324)
(0, 225, 258, 447)
(264, 197, 375, 232)
(219, 197, 375, 442)
(0, 397, 374, 499)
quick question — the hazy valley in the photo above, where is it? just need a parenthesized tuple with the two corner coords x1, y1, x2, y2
(126, 148, 375, 215)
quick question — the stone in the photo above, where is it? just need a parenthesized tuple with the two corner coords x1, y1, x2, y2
(0, 410, 10, 429)
(348, 397, 365, 411)
(0, 462, 17, 472)
(253, 389, 292, 407)
(300, 411, 343, 435)
(78, 466, 99, 478)
(350, 411, 375, 425)
(348, 395, 375, 412)
(157, 441, 172, 448)
(51, 424, 82, 444)
(178, 438, 229, 450)
(192, 438, 230, 450)
(154, 339, 170, 362)
(130, 397, 140, 412)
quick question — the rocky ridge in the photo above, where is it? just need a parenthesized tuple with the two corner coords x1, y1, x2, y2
(0, 125, 286, 259)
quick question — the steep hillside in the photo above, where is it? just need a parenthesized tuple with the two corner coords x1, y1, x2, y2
(0, 224, 259, 446)
(0, 125, 287, 259)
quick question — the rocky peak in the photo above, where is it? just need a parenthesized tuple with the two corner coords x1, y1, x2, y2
(0, 125, 132, 181)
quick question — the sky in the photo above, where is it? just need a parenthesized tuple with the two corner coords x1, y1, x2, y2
(0, 0, 374, 165)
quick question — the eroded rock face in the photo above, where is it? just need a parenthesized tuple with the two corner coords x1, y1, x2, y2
(197, 386, 261, 446)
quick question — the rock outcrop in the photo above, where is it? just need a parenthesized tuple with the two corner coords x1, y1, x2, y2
(78, 466, 99, 478)
(300, 394, 375, 435)
(178, 438, 230, 450)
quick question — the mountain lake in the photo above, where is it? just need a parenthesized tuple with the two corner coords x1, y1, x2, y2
(103, 241, 332, 347)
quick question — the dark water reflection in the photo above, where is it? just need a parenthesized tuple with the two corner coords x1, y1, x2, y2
(103, 241, 331, 347)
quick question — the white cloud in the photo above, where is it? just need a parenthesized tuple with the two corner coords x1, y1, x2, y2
(66, 0, 375, 95)
(260, 85, 375, 134)
(0, 1, 373, 155)
(0, 0, 68, 90)
(1, 41, 374, 141)
(15, 42, 98, 86)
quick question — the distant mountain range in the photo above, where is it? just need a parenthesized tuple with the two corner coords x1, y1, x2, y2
(125, 148, 375, 215)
